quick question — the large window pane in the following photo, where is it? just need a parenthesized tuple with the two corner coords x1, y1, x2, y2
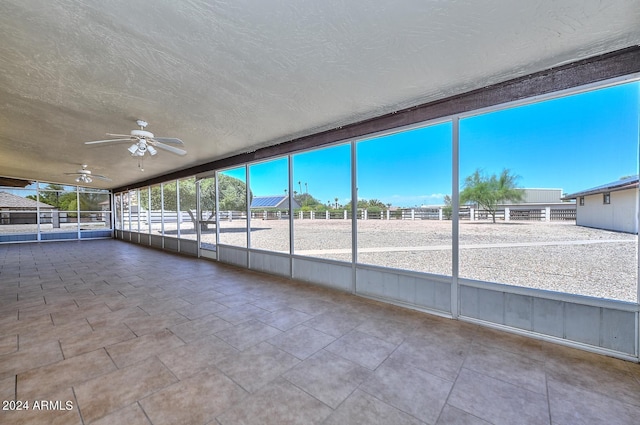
(78, 188, 111, 230)
(127, 190, 139, 232)
(0, 188, 39, 239)
(198, 177, 217, 251)
(356, 122, 452, 275)
(249, 158, 290, 253)
(138, 187, 150, 234)
(293, 144, 351, 262)
(218, 167, 248, 247)
(150, 184, 162, 235)
(162, 181, 177, 237)
(459, 82, 639, 301)
(38, 184, 78, 234)
(178, 177, 197, 241)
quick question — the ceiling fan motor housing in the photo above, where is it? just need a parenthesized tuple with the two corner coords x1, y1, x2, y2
(131, 129, 154, 139)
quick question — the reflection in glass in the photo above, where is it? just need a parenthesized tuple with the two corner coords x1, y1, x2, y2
(459, 82, 639, 301)
(293, 144, 351, 262)
(218, 167, 248, 247)
(356, 122, 452, 275)
(249, 158, 290, 253)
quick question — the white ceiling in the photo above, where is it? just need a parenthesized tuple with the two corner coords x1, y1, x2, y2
(0, 0, 639, 189)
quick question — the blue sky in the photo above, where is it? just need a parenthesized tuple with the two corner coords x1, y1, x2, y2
(223, 81, 639, 207)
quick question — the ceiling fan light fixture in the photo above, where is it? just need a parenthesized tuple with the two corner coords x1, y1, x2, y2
(147, 145, 157, 156)
(128, 143, 139, 154)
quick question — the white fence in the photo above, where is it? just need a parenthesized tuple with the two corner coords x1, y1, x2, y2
(126, 206, 576, 224)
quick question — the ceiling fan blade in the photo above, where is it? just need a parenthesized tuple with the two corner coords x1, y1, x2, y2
(152, 137, 184, 145)
(92, 174, 112, 181)
(105, 133, 133, 138)
(152, 140, 187, 156)
(85, 138, 133, 145)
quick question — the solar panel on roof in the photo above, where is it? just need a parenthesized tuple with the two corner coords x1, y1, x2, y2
(250, 195, 286, 208)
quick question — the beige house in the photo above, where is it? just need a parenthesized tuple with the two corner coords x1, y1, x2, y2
(562, 176, 638, 234)
(0, 191, 55, 225)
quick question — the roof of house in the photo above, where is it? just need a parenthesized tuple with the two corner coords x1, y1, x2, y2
(250, 195, 288, 208)
(562, 175, 639, 200)
(0, 191, 55, 209)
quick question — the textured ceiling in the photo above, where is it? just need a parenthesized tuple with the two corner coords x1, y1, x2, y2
(0, 0, 639, 189)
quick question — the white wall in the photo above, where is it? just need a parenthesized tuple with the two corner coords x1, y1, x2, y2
(577, 188, 638, 233)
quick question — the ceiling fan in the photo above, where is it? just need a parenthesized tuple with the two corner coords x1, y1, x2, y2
(85, 120, 187, 157)
(64, 164, 111, 184)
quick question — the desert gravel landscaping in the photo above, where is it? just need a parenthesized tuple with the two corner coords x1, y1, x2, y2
(216, 218, 637, 302)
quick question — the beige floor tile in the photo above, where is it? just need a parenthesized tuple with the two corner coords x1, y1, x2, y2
(168, 314, 233, 343)
(0, 334, 17, 355)
(140, 367, 247, 425)
(267, 324, 335, 359)
(389, 334, 470, 381)
(324, 389, 425, 425)
(175, 300, 228, 320)
(325, 329, 397, 370)
(106, 329, 185, 368)
(17, 348, 115, 400)
(215, 303, 271, 325)
(436, 404, 493, 425)
(216, 378, 332, 425)
(361, 358, 452, 424)
(463, 343, 547, 395)
(283, 349, 371, 408)
(88, 402, 151, 425)
(548, 376, 640, 425)
(123, 310, 189, 336)
(304, 310, 364, 338)
(86, 306, 150, 330)
(1, 375, 15, 401)
(0, 339, 63, 380)
(74, 357, 177, 424)
(158, 336, 238, 379)
(59, 324, 136, 358)
(19, 320, 94, 349)
(355, 316, 413, 345)
(217, 342, 299, 393)
(258, 307, 313, 331)
(215, 319, 282, 350)
(448, 368, 549, 425)
(50, 303, 112, 326)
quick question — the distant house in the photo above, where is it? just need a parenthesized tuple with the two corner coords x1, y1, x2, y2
(0, 191, 56, 224)
(562, 176, 638, 233)
(250, 195, 300, 210)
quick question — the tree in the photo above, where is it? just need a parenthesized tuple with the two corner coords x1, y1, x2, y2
(460, 168, 524, 223)
(150, 175, 249, 230)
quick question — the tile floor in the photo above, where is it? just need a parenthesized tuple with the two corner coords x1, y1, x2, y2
(1, 239, 640, 424)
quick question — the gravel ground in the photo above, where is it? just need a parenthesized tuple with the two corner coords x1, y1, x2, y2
(216, 218, 638, 302)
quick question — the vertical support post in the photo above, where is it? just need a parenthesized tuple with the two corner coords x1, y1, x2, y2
(195, 178, 201, 257)
(288, 155, 295, 278)
(451, 116, 460, 319)
(351, 141, 358, 294)
(505, 207, 510, 222)
(245, 165, 251, 254)
(176, 180, 181, 240)
(545, 206, 551, 222)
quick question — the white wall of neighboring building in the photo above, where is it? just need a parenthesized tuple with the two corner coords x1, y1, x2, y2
(577, 188, 638, 233)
